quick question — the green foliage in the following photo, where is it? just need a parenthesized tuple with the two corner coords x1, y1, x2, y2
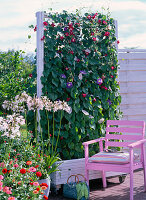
(40, 10, 122, 159)
(0, 50, 36, 113)
(76, 182, 89, 200)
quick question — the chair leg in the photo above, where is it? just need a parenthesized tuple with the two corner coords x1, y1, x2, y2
(143, 148, 146, 191)
(130, 170, 134, 200)
(102, 170, 107, 188)
(85, 168, 89, 185)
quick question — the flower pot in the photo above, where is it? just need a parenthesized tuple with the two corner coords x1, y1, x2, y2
(38, 177, 50, 197)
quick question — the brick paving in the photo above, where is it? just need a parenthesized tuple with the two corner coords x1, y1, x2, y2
(49, 170, 146, 200)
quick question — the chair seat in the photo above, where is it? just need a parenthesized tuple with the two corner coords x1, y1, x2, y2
(89, 151, 139, 164)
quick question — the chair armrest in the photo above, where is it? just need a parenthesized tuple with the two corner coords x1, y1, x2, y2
(128, 139, 146, 148)
(82, 137, 105, 146)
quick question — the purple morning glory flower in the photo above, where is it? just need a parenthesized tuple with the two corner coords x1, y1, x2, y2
(66, 82, 73, 88)
(80, 70, 87, 75)
(64, 27, 68, 31)
(61, 74, 66, 78)
(107, 99, 112, 105)
(96, 78, 103, 85)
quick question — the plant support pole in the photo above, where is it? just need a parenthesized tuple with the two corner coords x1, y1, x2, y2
(36, 11, 44, 139)
(36, 11, 44, 98)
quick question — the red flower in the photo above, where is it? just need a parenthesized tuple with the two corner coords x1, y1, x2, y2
(26, 161, 32, 165)
(87, 15, 91, 19)
(93, 98, 96, 102)
(111, 66, 114, 70)
(111, 75, 114, 78)
(65, 32, 69, 36)
(93, 37, 96, 41)
(91, 32, 94, 36)
(70, 51, 74, 55)
(71, 38, 76, 42)
(117, 40, 120, 44)
(104, 54, 107, 56)
(35, 165, 39, 168)
(36, 187, 40, 191)
(66, 98, 70, 102)
(101, 86, 108, 90)
(43, 21, 48, 26)
(69, 31, 74, 35)
(8, 170, 12, 173)
(2, 168, 7, 174)
(34, 25, 37, 32)
(60, 36, 64, 40)
(43, 195, 48, 200)
(98, 19, 101, 24)
(61, 136, 63, 140)
(41, 36, 45, 40)
(51, 23, 55, 27)
(65, 67, 69, 70)
(104, 31, 110, 37)
(29, 182, 33, 185)
(36, 171, 42, 177)
(20, 168, 26, 174)
(82, 94, 86, 97)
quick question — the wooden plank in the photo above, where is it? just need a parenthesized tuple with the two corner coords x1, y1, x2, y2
(118, 49, 146, 53)
(119, 71, 146, 82)
(118, 53, 146, 60)
(106, 127, 143, 133)
(120, 82, 146, 93)
(119, 64, 146, 71)
(120, 93, 146, 105)
(106, 141, 131, 147)
(106, 134, 143, 140)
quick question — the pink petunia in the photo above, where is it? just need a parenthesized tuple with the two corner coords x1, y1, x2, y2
(29, 167, 36, 172)
(8, 197, 15, 200)
(13, 164, 19, 168)
(0, 175, 4, 180)
(33, 182, 39, 186)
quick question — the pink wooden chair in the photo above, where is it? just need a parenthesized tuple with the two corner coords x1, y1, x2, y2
(83, 120, 146, 200)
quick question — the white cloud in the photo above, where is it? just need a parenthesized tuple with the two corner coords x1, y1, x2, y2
(119, 32, 146, 49)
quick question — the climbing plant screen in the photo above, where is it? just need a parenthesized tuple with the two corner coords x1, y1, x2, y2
(38, 10, 121, 160)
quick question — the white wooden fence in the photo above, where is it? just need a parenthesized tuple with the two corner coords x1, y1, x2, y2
(119, 49, 146, 132)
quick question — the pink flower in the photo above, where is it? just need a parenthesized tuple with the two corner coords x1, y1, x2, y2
(70, 51, 74, 54)
(8, 197, 15, 200)
(98, 19, 101, 24)
(0, 162, 5, 167)
(3, 186, 9, 193)
(0, 181, 3, 186)
(0, 175, 4, 180)
(29, 167, 36, 172)
(103, 20, 107, 25)
(117, 40, 120, 44)
(33, 182, 39, 186)
(104, 31, 110, 37)
(93, 37, 96, 41)
(0, 186, 3, 191)
(91, 32, 94, 36)
(13, 164, 19, 168)
(111, 66, 114, 70)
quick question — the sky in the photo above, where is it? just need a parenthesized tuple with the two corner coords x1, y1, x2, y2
(0, 0, 146, 53)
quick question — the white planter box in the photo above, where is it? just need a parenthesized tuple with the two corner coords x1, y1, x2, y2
(50, 158, 123, 187)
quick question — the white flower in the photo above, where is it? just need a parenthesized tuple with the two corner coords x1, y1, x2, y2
(82, 110, 89, 116)
(78, 73, 83, 80)
(98, 118, 104, 124)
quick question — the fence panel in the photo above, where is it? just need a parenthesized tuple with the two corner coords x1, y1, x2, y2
(119, 49, 146, 139)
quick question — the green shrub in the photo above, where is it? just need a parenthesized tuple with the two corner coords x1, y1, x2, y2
(0, 50, 36, 114)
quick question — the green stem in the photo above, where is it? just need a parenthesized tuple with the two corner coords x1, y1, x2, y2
(52, 112, 55, 155)
(34, 110, 37, 141)
(54, 111, 62, 153)
(46, 111, 50, 154)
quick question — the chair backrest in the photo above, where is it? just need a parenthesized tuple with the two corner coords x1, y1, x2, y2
(105, 120, 145, 149)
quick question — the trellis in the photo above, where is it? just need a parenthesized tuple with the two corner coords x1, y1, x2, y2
(36, 11, 118, 98)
